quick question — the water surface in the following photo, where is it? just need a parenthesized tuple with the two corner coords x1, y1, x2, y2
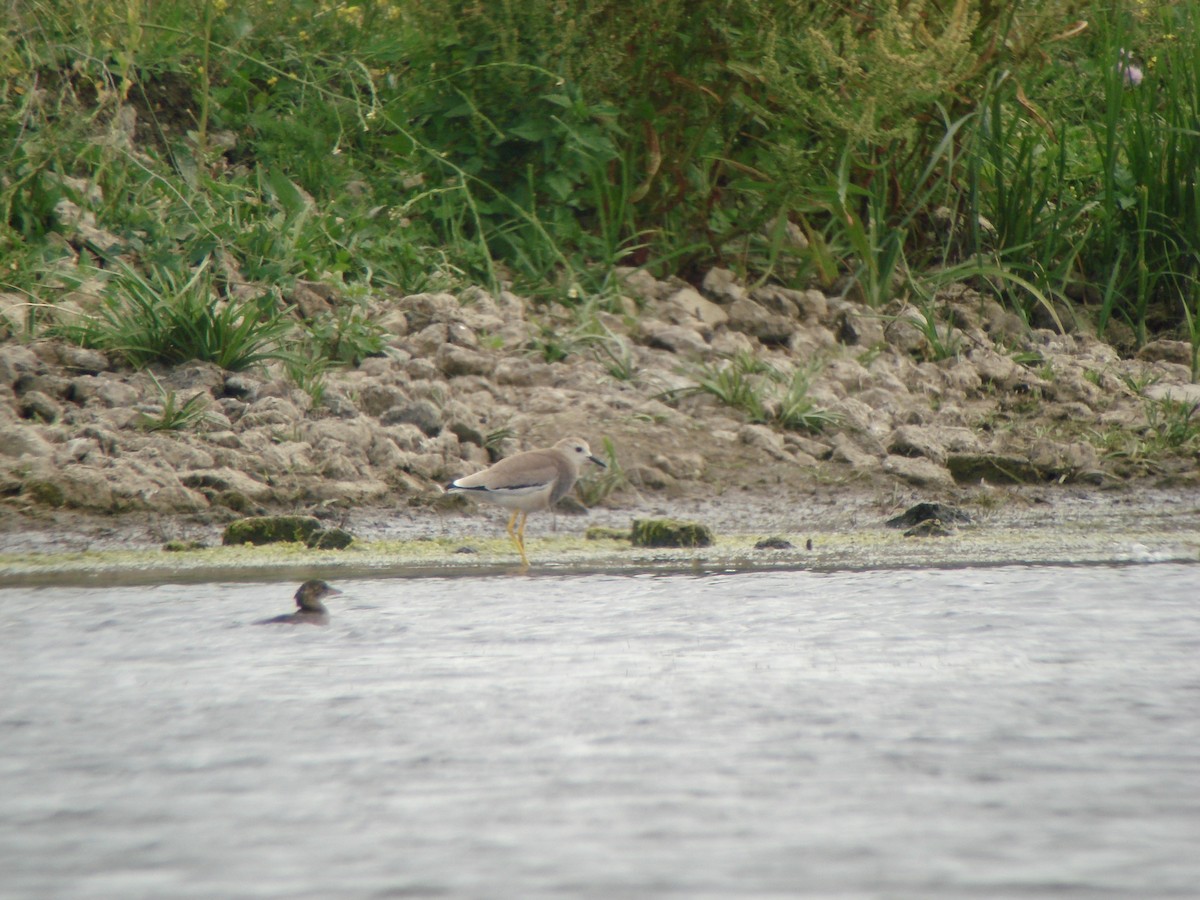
(2, 564, 1198, 898)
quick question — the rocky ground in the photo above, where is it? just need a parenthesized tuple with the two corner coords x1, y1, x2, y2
(2, 266, 1199, 556)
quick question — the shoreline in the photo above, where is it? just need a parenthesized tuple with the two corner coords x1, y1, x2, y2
(5, 484, 1198, 586)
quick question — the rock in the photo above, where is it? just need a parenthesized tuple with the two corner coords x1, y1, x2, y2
(1027, 439, 1098, 480)
(446, 420, 485, 449)
(67, 375, 138, 408)
(57, 346, 110, 374)
(222, 515, 323, 546)
(887, 424, 983, 465)
(288, 282, 333, 318)
(631, 518, 714, 548)
(0, 424, 54, 459)
(14, 371, 69, 399)
(882, 454, 956, 489)
(161, 363, 225, 394)
(493, 358, 557, 387)
(701, 267, 745, 304)
(835, 309, 886, 347)
(1144, 383, 1200, 405)
(380, 399, 442, 436)
(237, 396, 302, 429)
(181, 468, 273, 500)
(969, 348, 1024, 390)
(614, 267, 662, 303)
(403, 322, 449, 358)
(222, 373, 261, 401)
(725, 297, 794, 346)
(0, 344, 40, 387)
(885, 502, 971, 529)
(829, 433, 880, 471)
(754, 536, 795, 550)
(640, 321, 712, 357)
(663, 287, 729, 329)
(947, 453, 1043, 485)
(739, 424, 791, 461)
(884, 316, 933, 358)
(358, 383, 408, 417)
(1137, 340, 1195, 368)
(436, 344, 494, 377)
(18, 391, 62, 423)
(399, 292, 463, 330)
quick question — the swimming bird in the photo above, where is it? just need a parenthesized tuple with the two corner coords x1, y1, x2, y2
(255, 579, 341, 625)
(445, 436, 606, 568)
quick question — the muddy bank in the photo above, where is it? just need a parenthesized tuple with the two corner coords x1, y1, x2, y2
(3, 267, 1200, 563)
(2, 483, 1198, 586)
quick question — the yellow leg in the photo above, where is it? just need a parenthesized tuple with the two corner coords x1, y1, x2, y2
(505, 511, 530, 569)
(515, 511, 530, 568)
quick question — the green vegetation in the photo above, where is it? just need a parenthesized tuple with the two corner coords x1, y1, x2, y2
(2, 0, 1199, 379)
(55, 259, 291, 370)
(668, 352, 838, 433)
(136, 373, 214, 431)
(575, 436, 630, 507)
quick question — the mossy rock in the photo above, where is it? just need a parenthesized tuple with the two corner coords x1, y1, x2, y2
(26, 480, 66, 508)
(585, 526, 632, 542)
(631, 518, 714, 549)
(306, 527, 354, 550)
(754, 536, 795, 550)
(163, 539, 208, 552)
(223, 515, 323, 546)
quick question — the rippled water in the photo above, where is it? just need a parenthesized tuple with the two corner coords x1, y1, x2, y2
(2, 564, 1198, 899)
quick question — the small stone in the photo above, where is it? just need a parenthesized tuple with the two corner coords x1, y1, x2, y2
(57, 346, 110, 374)
(18, 390, 62, 423)
(223, 373, 260, 401)
(380, 399, 442, 436)
(726, 297, 794, 346)
(701, 267, 745, 303)
(0, 424, 54, 459)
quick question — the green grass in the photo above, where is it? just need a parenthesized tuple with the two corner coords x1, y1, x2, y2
(667, 352, 838, 434)
(55, 259, 293, 370)
(2, 0, 1199, 374)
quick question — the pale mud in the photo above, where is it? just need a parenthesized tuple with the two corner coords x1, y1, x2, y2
(2, 482, 1198, 587)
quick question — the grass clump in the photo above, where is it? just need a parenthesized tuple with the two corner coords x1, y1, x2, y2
(136, 374, 214, 432)
(668, 353, 839, 434)
(57, 260, 292, 371)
